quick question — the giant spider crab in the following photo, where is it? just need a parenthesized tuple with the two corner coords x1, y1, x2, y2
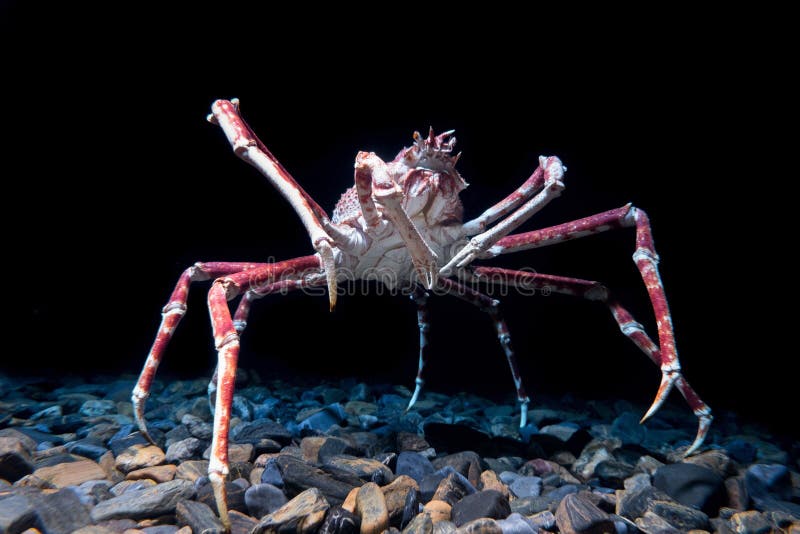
(133, 99, 712, 528)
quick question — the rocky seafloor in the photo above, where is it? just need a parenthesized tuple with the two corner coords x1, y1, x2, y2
(0, 370, 798, 534)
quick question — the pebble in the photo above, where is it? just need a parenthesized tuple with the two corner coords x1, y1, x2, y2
(356, 481, 390, 534)
(0, 372, 795, 531)
(555, 492, 615, 534)
(253, 487, 329, 534)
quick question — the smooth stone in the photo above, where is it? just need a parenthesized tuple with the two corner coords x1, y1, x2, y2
(324, 455, 394, 483)
(745, 464, 792, 502)
(196, 479, 248, 514)
(432, 452, 482, 488)
(724, 439, 757, 464)
(381, 475, 419, 525)
(65, 436, 109, 461)
(730, 510, 773, 533)
(79, 399, 117, 417)
(33, 457, 106, 487)
(397, 432, 431, 453)
(646, 500, 710, 531)
(319, 505, 361, 534)
(634, 510, 682, 533)
(111, 478, 157, 495)
(165, 437, 203, 463)
(232, 419, 292, 445)
(27, 487, 92, 534)
(114, 443, 166, 473)
(508, 476, 542, 499)
(252, 487, 330, 534)
(245, 483, 288, 518)
(425, 499, 452, 523)
(683, 449, 734, 478)
(433, 471, 477, 506)
(528, 510, 556, 531)
(356, 481, 390, 534)
(0, 429, 37, 454)
(318, 437, 364, 463)
(261, 457, 284, 488)
(403, 510, 433, 534)
(623, 472, 652, 492)
(572, 440, 618, 480)
(452, 517, 502, 534)
(0, 436, 34, 481)
(107, 427, 150, 456)
(90, 479, 195, 521)
(479, 470, 509, 499)
(616, 485, 674, 520)
(301, 436, 328, 463)
(594, 459, 635, 489)
(495, 513, 536, 534)
(345, 401, 378, 416)
(0, 491, 36, 533)
(396, 451, 435, 484)
(126, 464, 177, 483)
(539, 422, 581, 442)
(519, 458, 581, 485)
(509, 495, 556, 516)
(634, 455, 664, 477)
(433, 520, 457, 534)
(176, 499, 225, 534)
(554, 492, 615, 534)
(297, 404, 347, 433)
(276, 454, 360, 505)
(175, 460, 209, 482)
(653, 462, 725, 515)
(451, 490, 510, 527)
(181, 414, 213, 440)
(725, 476, 749, 511)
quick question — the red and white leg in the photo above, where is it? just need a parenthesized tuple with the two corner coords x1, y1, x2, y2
(209, 99, 338, 310)
(205, 255, 324, 529)
(473, 204, 712, 453)
(441, 156, 566, 276)
(133, 261, 269, 442)
(207, 290, 258, 413)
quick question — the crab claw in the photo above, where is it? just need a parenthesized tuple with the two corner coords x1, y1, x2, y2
(406, 378, 424, 411)
(316, 239, 337, 311)
(519, 398, 529, 428)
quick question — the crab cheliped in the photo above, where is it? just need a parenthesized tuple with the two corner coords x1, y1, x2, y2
(133, 99, 712, 528)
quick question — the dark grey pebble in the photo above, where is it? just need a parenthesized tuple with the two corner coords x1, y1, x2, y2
(452, 490, 511, 526)
(508, 476, 542, 499)
(647, 500, 710, 531)
(396, 451, 435, 484)
(66, 436, 109, 461)
(90, 479, 196, 522)
(245, 483, 289, 518)
(554, 493, 615, 534)
(176, 499, 226, 534)
(653, 462, 725, 515)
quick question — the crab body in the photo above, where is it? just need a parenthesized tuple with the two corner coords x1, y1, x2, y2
(132, 99, 712, 530)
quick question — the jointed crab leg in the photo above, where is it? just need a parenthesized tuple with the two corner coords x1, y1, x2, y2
(473, 204, 712, 454)
(440, 156, 566, 276)
(461, 158, 550, 235)
(209, 99, 338, 310)
(409, 278, 532, 426)
(133, 261, 269, 442)
(205, 256, 324, 529)
(407, 288, 431, 409)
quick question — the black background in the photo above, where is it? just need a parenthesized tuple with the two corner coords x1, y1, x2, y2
(1, 5, 789, 434)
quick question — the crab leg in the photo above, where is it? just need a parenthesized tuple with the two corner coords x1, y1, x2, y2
(475, 204, 712, 454)
(209, 99, 338, 310)
(407, 288, 431, 409)
(461, 159, 549, 235)
(440, 156, 566, 276)
(206, 256, 324, 529)
(133, 261, 269, 442)
(433, 278, 532, 426)
(357, 151, 440, 288)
